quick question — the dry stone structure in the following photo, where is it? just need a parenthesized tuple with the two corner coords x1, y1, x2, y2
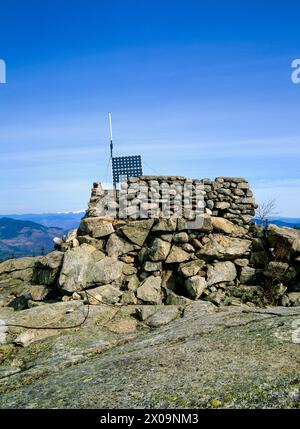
(0, 176, 300, 312)
(86, 176, 257, 224)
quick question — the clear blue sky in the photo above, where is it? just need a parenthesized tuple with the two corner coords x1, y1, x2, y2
(0, 0, 300, 216)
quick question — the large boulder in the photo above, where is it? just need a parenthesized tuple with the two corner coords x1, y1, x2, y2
(87, 257, 124, 287)
(78, 217, 114, 238)
(207, 261, 237, 286)
(0, 256, 40, 283)
(33, 251, 64, 285)
(198, 234, 251, 260)
(136, 275, 162, 304)
(267, 224, 300, 256)
(58, 244, 104, 293)
(120, 219, 154, 246)
(184, 276, 207, 300)
(211, 217, 247, 237)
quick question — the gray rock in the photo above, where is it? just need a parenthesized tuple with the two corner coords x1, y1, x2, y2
(58, 244, 97, 292)
(121, 219, 154, 246)
(198, 234, 251, 260)
(126, 274, 140, 291)
(267, 224, 300, 254)
(88, 257, 124, 287)
(239, 266, 257, 284)
(122, 264, 137, 276)
(136, 276, 162, 304)
(166, 246, 191, 264)
(165, 290, 193, 306)
(264, 262, 297, 282)
(160, 234, 173, 243)
(145, 306, 182, 327)
(177, 215, 212, 232)
(287, 292, 300, 306)
(27, 285, 50, 301)
(0, 257, 39, 276)
(172, 232, 189, 244)
(205, 290, 226, 306)
(8, 293, 32, 311)
(120, 290, 137, 305)
(0, 256, 41, 283)
(149, 238, 171, 261)
(83, 285, 123, 305)
(211, 217, 247, 237)
(234, 258, 249, 267)
(14, 330, 58, 347)
(53, 237, 63, 246)
(77, 235, 106, 251)
(1, 303, 300, 408)
(237, 182, 249, 189)
(215, 202, 230, 210)
(64, 229, 77, 243)
(178, 260, 205, 278)
(144, 261, 162, 272)
(185, 276, 207, 300)
(34, 251, 64, 285)
(207, 261, 237, 286)
(152, 219, 177, 232)
(78, 217, 114, 238)
(135, 305, 160, 321)
(106, 234, 138, 257)
(182, 243, 195, 253)
(161, 270, 176, 290)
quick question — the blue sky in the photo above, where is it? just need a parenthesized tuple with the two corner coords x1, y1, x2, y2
(0, 0, 300, 215)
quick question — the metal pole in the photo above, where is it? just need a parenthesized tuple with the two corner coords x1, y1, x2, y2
(109, 112, 113, 159)
(108, 112, 116, 194)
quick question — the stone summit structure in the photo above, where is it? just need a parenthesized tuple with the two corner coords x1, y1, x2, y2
(1, 176, 299, 310)
(86, 176, 257, 224)
(0, 176, 300, 408)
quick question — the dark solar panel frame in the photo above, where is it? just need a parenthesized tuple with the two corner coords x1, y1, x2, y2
(112, 155, 143, 184)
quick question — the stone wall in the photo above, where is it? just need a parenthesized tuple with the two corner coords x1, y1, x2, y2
(86, 176, 257, 225)
(1, 176, 299, 312)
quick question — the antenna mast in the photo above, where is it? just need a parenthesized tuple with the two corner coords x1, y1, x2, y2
(109, 112, 113, 159)
(109, 112, 116, 192)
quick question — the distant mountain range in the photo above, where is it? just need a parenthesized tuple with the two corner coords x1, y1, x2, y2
(0, 217, 64, 260)
(254, 217, 300, 228)
(0, 211, 85, 231)
(0, 212, 299, 261)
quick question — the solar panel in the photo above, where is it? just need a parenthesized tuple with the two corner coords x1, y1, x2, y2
(112, 155, 143, 185)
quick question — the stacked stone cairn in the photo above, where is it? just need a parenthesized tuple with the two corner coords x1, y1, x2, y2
(1, 176, 300, 311)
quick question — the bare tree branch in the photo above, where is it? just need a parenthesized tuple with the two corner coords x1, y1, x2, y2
(256, 198, 278, 226)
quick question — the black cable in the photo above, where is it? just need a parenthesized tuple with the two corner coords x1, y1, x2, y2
(3, 290, 92, 330)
